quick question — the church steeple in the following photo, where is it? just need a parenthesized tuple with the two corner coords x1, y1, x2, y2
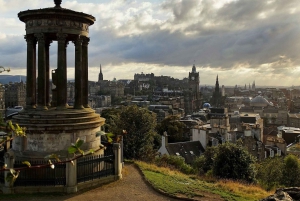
(215, 75, 219, 93)
(98, 64, 103, 82)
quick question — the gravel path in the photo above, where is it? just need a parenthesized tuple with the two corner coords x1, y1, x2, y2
(0, 163, 180, 201)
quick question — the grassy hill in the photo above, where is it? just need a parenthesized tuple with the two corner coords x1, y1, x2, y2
(136, 161, 270, 201)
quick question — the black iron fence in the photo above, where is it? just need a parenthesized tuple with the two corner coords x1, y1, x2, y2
(77, 151, 114, 183)
(14, 160, 66, 187)
(1, 147, 116, 187)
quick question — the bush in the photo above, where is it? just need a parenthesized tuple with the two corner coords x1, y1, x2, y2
(256, 156, 284, 190)
(213, 142, 257, 182)
(282, 154, 300, 187)
(192, 146, 217, 174)
(155, 155, 195, 174)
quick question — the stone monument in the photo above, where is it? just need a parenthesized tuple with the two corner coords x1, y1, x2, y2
(13, 0, 105, 159)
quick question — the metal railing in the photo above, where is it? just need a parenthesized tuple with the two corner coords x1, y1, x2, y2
(14, 160, 66, 187)
(77, 152, 114, 183)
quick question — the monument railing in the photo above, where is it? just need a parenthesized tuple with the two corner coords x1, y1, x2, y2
(14, 160, 66, 187)
(1, 143, 122, 193)
(77, 152, 114, 183)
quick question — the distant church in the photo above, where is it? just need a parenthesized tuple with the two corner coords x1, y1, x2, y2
(184, 64, 202, 114)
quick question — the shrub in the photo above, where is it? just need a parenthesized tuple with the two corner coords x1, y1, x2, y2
(213, 142, 257, 183)
(155, 155, 195, 174)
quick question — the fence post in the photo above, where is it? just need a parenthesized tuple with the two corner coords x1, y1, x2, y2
(3, 150, 15, 194)
(66, 159, 77, 193)
(113, 143, 122, 180)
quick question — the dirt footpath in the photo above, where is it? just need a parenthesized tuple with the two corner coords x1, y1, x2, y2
(1, 163, 179, 201)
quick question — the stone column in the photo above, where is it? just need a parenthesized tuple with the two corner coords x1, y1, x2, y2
(3, 150, 15, 194)
(82, 37, 90, 108)
(57, 33, 68, 109)
(74, 36, 84, 109)
(66, 159, 77, 193)
(35, 33, 48, 110)
(45, 40, 52, 107)
(113, 143, 122, 180)
(24, 34, 36, 109)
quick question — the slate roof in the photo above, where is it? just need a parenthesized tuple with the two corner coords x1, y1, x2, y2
(166, 141, 205, 164)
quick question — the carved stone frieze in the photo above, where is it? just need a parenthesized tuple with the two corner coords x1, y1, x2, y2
(26, 19, 89, 32)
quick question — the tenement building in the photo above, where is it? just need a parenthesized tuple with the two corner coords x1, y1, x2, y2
(5, 81, 26, 107)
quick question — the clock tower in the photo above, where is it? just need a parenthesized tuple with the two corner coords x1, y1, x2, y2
(189, 64, 200, 95)
(185, 64, 202, 114)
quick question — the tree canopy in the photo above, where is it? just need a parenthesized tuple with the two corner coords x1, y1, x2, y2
(194, 142, 257, 183)
(156, 115, 188, 143)
(101, 105, 159, 160)
(213, 142, 257, 182)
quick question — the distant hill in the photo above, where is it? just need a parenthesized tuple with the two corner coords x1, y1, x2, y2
(0, 75, 26, 84)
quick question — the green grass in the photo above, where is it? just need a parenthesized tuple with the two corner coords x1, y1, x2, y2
(136, 161, 270, 201)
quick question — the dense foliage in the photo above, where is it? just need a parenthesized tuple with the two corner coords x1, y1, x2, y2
(101, 105, 160, 161)
(256, 156, 284, 190)
(156, 115, 188, 143)
(194, 142, 257, 182)
(257, 154, 300, 190)
(155, 155, 195, 174)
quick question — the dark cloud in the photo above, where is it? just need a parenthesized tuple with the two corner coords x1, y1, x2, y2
(1, 0, 300, 81)
(86, 0, 300, 72)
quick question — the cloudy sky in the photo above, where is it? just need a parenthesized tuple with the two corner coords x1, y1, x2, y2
(0, 0, 300, 86)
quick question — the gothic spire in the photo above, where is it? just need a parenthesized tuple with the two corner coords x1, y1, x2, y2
(215, 75, 219, 93)
(98, 64, 103, 82)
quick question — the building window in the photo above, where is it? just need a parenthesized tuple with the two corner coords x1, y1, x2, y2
(277, 149, 281, 156)
(227, 133, 232, 141)
(270, 150, 274, 157)
(265, 151, 267, 159)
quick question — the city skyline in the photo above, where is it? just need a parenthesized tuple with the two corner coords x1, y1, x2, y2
(0, 0, 299, 86)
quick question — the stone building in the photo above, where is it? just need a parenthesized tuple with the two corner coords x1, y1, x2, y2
(5, 81, 26, 108)
(184, 64, 202, 114)
(288, 113, 300, 128)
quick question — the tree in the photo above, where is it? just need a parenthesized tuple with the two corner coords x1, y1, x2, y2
(101, 108, 121, 133)
(193, 146, 217, 174)
(103, 105, 159, 161)
(212, 142, 257, 182)
(156, 115, 188, 143)
(256, 157, 284, 190)
(282, 154, 300, 187)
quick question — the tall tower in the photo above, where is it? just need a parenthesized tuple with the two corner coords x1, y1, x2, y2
(98, 64, 103, 82)
(211, 75, 222, 107)
(252, 81, 256, 91)
(188, 64, 200, 95)
(185, 64, 201, 114)
(215, 75, 219, 93)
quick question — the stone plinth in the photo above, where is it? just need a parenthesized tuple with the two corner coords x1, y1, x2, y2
(12, 108, 105, 159)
